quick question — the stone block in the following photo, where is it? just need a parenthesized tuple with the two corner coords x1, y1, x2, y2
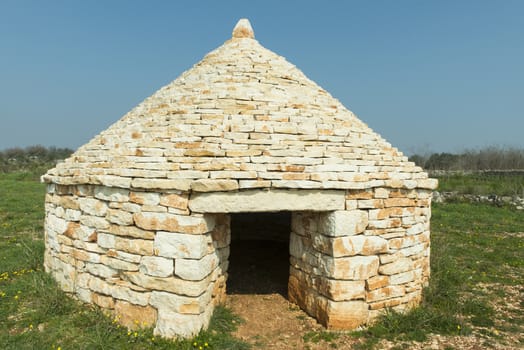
(150, 287, 212, 315)
(114, 237, 154, 255)
(107, 209, 134, 226)
(78, 197, 108, 217)
(189, 189, 345, 213)
(129, 192, 160, 205)
(174, 254, 218, 281)
(153, 306, 212, 338)
(154, 232, 212, 259)
(325, 300, 369, 329)
(123, 272, 213, 297)
(318, 210, 368, 237)
(114, 300, 157, 330)
(134, 212, 215, 234)
(378, 258, 414, 275)
(94, 186, 129, 202)
(323, 255, 379, 280)
(191, 179, 239, 192)
(366, 285, 405, 302)
(318, 278, 366, 301)
(139, 256, 174, 278)
(159, 193, 189, 210)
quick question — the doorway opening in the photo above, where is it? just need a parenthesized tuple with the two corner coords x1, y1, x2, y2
(227, 211, 291, 296)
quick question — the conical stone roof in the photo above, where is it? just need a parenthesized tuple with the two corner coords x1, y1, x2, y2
(43, 19, 437, 192)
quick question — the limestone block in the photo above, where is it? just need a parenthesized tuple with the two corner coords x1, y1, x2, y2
(97, 232, 116, 249)
(80, 215, 110, 230)
(319, 278, 366, 301)
(291, 212, 318, 237)
(114, 300, 157, 330)
(153, 306, 212, 338)
(123, 271, 213, 297)
(134, 212, 215, 234)
(366, 285, 406, 302)
(91, 292, 115, 309)
(390, 270, 416, 285)
(72, 248, 101, 263)
(106, 249, 142, 263)
(121, 202, 141, 213)
(75, 287, 92, 303)
(325, 300, 369, 329)
(88, 275, 114, 296)
(318, 210, 368, 237)
(378, 258, 414, 275)
(131, 178, 191, 191)
(50, 258, 76, 293)
(114, 237, 154, 256)
(47, 214, 67, 234)
(191, 179, 239, 192)
(315, 235, 388, 257)
(94, 186, 129, 202)
(112, 286, 149, 306)
(64, 209, 82, 221)
(159, 193, 189, 210)
(106, 225, 155, 240)
(150, 287, 212, 315)
(154, 232, 212, 259)
(189, 189, 345, 213)
(323, 255, 379, 280)
(129, 192, 160, 205)
(139, 256, 174, 278)
(100, 256, 139, 272)
(366, 275, 390, 291)
(85, 262, 118, 279)
(174, 254, 218, 281)
(107, 209, 134, 226)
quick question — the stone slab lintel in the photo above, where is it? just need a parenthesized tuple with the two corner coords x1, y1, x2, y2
(188, 189, 345, 213)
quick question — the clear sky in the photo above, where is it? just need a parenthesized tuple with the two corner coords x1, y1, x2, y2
(1, 0, 522, 155)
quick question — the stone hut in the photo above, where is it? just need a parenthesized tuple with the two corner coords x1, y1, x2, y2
(42, 19, 437, 338)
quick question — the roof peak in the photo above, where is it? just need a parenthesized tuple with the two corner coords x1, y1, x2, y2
(232, 18, 254, 39)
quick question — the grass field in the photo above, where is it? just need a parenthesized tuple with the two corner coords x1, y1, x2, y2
(1, 172, 523, 349)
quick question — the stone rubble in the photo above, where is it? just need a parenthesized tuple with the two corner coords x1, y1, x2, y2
(42, 18, 437, 338)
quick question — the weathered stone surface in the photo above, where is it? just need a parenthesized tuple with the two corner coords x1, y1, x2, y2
(154, 232, 212, 259)
(366, 285, 406, 302)
(189, 189, 345, 213)
(153, 307, 212, 338)
(94, 186, 129, 202)
(106, 209, 134, 226)
(123, 272, 213, 297)
(191, 179, 239, 192)
(319, 278, 366, 301)
(129, 192, 160, 205)
(150, 287, 212, 315)
(314, 235, 388, 257)
(318, 210, 368, 237)
(323, 255, 379, 280)
(78, 197, 108, 216)
(134, 212, 215, 234)
(114, 237, 154, 255)
(159, 193, 189, 210)
(174, 254, 218, 281)
(139, 256, 174, 278)
(378, 258, 414, 275)
(325, 300, 369, 329)
(114, 300, 158, 329)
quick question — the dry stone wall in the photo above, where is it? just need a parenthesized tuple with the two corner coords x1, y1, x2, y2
(44, 180, 432, 337)
(44, 183, 229, 338)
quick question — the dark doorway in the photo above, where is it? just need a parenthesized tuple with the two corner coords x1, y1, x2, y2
(227, 211, 291, 296)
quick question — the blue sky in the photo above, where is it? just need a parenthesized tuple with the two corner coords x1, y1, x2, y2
(1, 0, 522, 155)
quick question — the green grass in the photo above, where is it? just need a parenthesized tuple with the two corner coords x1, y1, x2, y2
(1, 171, 523, 349)
(435, 173, 524, 196)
